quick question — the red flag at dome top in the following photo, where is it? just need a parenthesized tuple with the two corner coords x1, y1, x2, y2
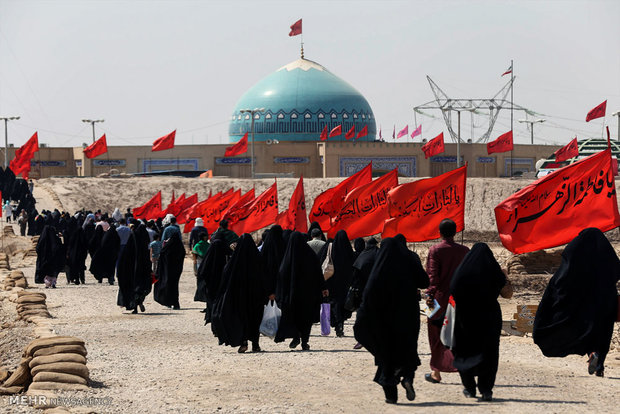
(586, 100, 607, 122)
(224, 132, 248, 156)
(83, 134, 108, 159)
(554, 137, 579, 163)
(397, 125, 408, 139)
(289, 19, 302, 37)
(329, 125, 342, 138)
(345, 125, 356, 140)
(421, 132, 445, 158)
(320, 125, 328, 141)
(357, 125, 368, 139)
(487, 130, 513, 155)
(151, 130, 175, 152)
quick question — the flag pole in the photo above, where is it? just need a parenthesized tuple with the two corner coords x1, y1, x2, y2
(300, 33, 304, 59)
(510, 59, 514, 178)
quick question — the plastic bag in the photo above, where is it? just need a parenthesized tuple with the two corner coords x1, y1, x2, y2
(320, 302, 331, 336)
(440, 296, 456, 349)
(259, 300, 281, 339)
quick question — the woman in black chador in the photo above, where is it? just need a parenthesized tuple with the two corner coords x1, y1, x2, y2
(353, 236, 429, 404)
(259, 225, 286, 302)
(35, 225, 65, 288)
(65, 218, 88, 285)
(89, 225, 120, 285)
(211, 234, 266, 353)
(275, 231, 328, 351)
(195, 233, 232, 324)
(154, 231, 185, 309)
(117, 224, 153, 313)
(450, 243, 511, 402)
(533, 227, 620, 377)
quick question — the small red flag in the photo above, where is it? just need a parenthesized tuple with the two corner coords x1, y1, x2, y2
(554, 137, 579, 163)
(495, 148, 620, 254)
(501, 64, 513, 77)
(9, 132, 39, 179)
(357, 125, 368, 139)
(382, 165, 467, 242)
(487, 130, 513, 155)
(345, 125, 356, 140)
(309, 163, 373, 230)
(276, 176, 307, 232)
(320, 125, 328, 141)
(133, 191, 162, 220)
(586, 100, 607, 122)
(229, 183, 278, 235)
(289, 19, 302, 37)
(83, 134, 108, 159)
(328, 169, 399, 239)
(225, 132, 248, 157)
(329, 125, 342, 138)
(421, 132, 445, 158)
(151, 130, 176, 152)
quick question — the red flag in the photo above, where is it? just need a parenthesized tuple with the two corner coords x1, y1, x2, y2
(133, 191, 162, 220)
(151, 130, 176, 152)
(382, 165, 467, 242)
(171, 190, 176, 205)
(202, 189, 241, 233)
(345, 125, 355, 140)
(495, 148, 620, 254)
(357, 125, 368, 139)
(411, 124, 422, 139)
(9, 132, 39, 179)
(328, 169, 399, 239)
(289, 19, 302, 36)
(320, 125, 328, 141)
(223, 189, 256, 222)
(309, 163, 373, 230)
(554, 137, 579, 163)
(329, 125, 342, 138)
(487, 130, 513, 155)
(397, 125, 408, 139)
(225, 132, 248, 157)
(183, 192, 223, 231)
(276, 176, 307, 232)
(501, 64, 512, 77)
(586, 100, 607, 122)
(421, 132, 445, 158)
(229, 183, 278, 235)
(83, 134, 108, 159)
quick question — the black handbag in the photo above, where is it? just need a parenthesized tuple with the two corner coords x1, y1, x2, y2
(344, 287, 362, 312)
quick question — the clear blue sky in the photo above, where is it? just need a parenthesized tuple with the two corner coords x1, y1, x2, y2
(0, 0, 618, 148)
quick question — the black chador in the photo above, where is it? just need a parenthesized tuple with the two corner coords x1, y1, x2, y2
(195, 233, 232, 323)
(65, 218, 88, 284)
(35, 225, 65, 284)
(89, 226, 120, 284)
(153, 232, 185, 309)
(259, 225, 286, 300)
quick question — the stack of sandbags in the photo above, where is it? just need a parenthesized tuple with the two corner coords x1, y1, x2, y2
(0, 252, 10, 270)
(0, 357, 32, 394)
(22, 237, 39, 258)
(3, 270, 28, 291)
(25, 337, 89, 391)
(17, 291, 52, 322)
(3, 226, 15, 236)
(506, 249, 563, 276)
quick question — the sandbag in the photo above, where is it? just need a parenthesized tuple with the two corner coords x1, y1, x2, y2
(30, 353, 87, 369)
(17, 304, 48, 312)
(28, 381, 89, 391)
(32, 344, 87, 358)
(2, 357, 32, 387)
(19, 309, 51, 318)
(31, 362, 89, 380)
(18, 290, 44, 298)
(25, 337, 85, 357)
(0, 385, 24, 395)
(32, 371, 88, 385)
(17, 296, 46, 305)
(0, 369, 11, 382)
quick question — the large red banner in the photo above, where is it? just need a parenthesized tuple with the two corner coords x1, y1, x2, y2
(133, 191, 162, 220)
(495, 148, 620, 253)
(202, 189, 241, 233)
(382, 165, 467, 242)
(229, 183, 278, 235)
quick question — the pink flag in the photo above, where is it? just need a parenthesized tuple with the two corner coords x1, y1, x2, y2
(411, 124, 422, 139)
(397, 125, 408, 139)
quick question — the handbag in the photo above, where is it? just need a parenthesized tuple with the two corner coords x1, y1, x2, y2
(259, 300, 282, 339)
(344, 287, 362, 312)
(322, 243, 334, 280)
(320, 302, 331, 336)
(440, 296, 456, 349)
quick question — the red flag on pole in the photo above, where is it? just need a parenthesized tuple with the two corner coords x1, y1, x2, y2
(133, 191, 162, 220)
(397, 125, 408, 139)
(554, 137, 579, 163)
(495, 148, 620, 254)
(320, 125, 328, 141)
(329, 125, 342, 138)
(276, 176, 307, 232)
(356, 125, 368, 139)
(225, 132, 248, 156)
(411, 124, 422, 139)
(501, 64, 513, 77)
(229, 183, 278, 235)
(327, 169, 399, 239)
(202, 189, 241, 234)
(182, 191, 225, 231)
(289, 19, 302, 36)
(151, 130, 175, 152)
(223, 189, 256, 222)
(421, 132, 445, 158)
(83, 134, 108, 159)
(382, 165, 467, 242)
(585, 100, 607, 122)
(487, 130, 513, 155)
(345, 125, 356, 140)
(309, 163, 373, 230)
(9, 132, 39, 179)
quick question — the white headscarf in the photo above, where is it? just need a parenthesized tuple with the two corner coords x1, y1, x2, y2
(195, 218, 204, 227)
(112, 208, 122, 222)
(163, 213, 175, 226)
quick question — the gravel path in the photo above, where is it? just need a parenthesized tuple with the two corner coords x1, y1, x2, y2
(2, 255, 618, 413)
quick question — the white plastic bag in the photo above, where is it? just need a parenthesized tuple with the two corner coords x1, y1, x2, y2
(259, 300, 281, 339)
(440, 296, 456, 349)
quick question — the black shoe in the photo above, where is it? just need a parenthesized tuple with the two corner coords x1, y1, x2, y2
(424, 373, 440, 384)
(252, 345, 263, 353)
(238, 345, 248, 353)
(383, 385, 397, 404)
(301, 343, 310, 351)
(463, 388, 476, 398)
(108, 280, 114, 285)
(172, 305, 180, 310)
(289, 338, 301, 349)
(200, 308, 207, 313)
(588, 353, 599, 375)
(401, 380, 415, 401)
(595, 370, 604, 377)
(336, 330, 345, 338)
(481, 392, 493, 402)
(131, 308, 138, 314)
(139, 304, 145, 312)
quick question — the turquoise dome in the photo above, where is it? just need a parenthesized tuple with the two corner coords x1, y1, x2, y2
(229, 57, 376, 143)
